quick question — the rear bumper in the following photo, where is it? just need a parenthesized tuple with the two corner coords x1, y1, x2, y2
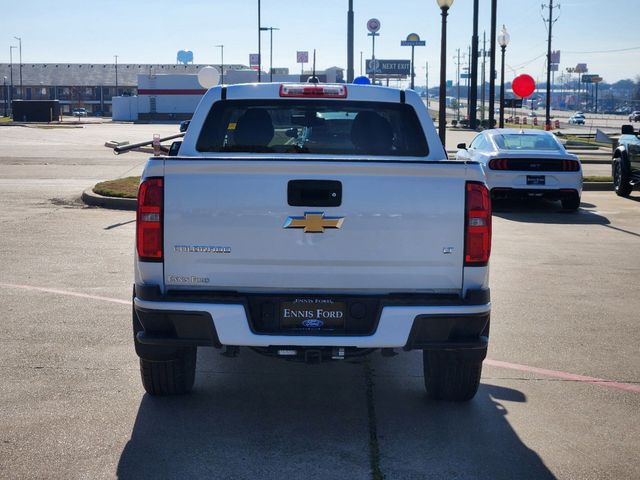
(133, 287, 490, 352)
(487, 171, 582, 194)
(491, 187, 580, 200)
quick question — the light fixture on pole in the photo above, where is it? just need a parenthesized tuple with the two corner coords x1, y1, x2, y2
(436, 0, 454, 147)
(260, 26, 280, 82)
(497, 24, 510, 128)
(216, 45, 224, 84)
(13, 37, 22, 99)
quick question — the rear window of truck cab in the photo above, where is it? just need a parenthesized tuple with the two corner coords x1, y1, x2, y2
(196, 100, 429, 157)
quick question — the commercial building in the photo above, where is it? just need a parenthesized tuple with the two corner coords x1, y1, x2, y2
(0, 63, 345, 119)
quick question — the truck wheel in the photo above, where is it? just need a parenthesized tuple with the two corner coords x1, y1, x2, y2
(133, 306, 197, 395)
(613, 158, 632, 197)
(561, 192, 581, 211)
(423, 350, 482, 401)
(139, 349, 196, 396)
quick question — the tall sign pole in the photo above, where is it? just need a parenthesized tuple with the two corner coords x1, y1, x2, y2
(347, 0, 354, 83)
(367, 18, 381, 84)
(401, 33, 426, 90)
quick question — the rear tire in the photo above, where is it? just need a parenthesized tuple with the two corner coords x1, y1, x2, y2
(561, 192, 581, 211)
(423, 350, 483, 402)
(139, 349, 196, 396)
(613, 158, 632, 197)
(133, 305, 197, 395)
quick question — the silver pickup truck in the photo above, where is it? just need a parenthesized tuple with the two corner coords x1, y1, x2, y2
(133, 82, 492, 401)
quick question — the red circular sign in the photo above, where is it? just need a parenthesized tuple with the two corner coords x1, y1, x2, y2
(512, 74, 536, 98)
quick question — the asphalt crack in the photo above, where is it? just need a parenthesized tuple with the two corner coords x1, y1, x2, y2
(364, 360, 384, 480)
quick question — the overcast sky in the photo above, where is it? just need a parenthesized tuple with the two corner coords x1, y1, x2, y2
(4, 0, 640, 84)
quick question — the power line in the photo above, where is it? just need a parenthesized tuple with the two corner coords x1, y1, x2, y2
(563, 45, 640, 54)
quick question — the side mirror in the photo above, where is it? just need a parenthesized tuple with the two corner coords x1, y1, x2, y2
(179, 120, 191, 133)
(457, 143, 467, 150)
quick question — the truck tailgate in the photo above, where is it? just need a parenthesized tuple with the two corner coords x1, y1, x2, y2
(162, 159, 469, 293)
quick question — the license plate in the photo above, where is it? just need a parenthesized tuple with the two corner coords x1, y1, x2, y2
(280, 299, 346, 330)
(527, 175, 546, 186)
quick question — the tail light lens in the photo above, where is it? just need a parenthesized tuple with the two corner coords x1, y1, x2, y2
(465, 182, 492, 266)
(137, 177, 163, 262)
(488, 158, 509, 170)
(562, 160, 580, 171)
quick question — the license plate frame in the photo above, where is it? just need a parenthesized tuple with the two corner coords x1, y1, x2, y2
(280, 298, 347, 330)
(527, 175, 546, 186)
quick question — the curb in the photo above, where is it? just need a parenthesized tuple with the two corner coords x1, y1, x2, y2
(82, 187, 136, 211)
(583, 182, 613, 191)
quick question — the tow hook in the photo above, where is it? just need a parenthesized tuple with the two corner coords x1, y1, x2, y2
(304, 349, 322, 364)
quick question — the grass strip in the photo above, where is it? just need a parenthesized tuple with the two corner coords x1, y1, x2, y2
(93, 176, 140, 199)
(584, 175, 612, 183)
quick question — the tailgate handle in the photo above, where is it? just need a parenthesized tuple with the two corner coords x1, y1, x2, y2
(288, 180, 342, 207)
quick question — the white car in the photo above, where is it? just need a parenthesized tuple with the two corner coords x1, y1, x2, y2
(456, 128, 582, 210)
(568, 113, 585, 125)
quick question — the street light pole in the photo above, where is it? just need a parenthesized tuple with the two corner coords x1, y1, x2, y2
(114, 55, 119, 96)
(437, 0, 454, 147)
(544, 0, 554, 130)
(498, 25, 510, 128)
(14, 37, 22, 99)
(3, 77, 7, 117)
(216, 45, 224, 84)
(9, 46, 16, 109)
(260, 27, 279, 82)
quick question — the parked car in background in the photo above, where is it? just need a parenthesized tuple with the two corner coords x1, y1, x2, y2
(568, 113, 585, 125)
(612, 124, 640, 197)
(455, 128, 582, 211)
(628, 111, 640, 122)
(72, 108, 88, 117)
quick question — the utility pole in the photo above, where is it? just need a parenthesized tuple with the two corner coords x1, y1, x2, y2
(481, 31, 486, 122)
(425, 61, 429, 107)
(454, 48, 461, 122)
(469, 0, 479, 129)
(347, 0, 354, 82)
(488, 0, 497, 127)
(543, 0, 558, 130)
(360, 51, 363, 76)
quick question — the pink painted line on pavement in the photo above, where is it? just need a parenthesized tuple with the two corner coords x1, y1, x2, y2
(0, 282, 130, 306)
(485, 359, 640, 394)
(2, 282, 638, 394)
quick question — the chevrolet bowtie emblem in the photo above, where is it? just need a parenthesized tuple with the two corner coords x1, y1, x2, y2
(283, 212, 345, 233)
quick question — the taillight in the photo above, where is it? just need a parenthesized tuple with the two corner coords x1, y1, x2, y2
(137, 177, 163, 262)
(465, 182, 491, 266)
(562, 160, 580, 171)
(488, 158, 509, 170)
(279, 84, 347, 98)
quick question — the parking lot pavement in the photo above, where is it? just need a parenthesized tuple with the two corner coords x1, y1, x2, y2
(0, 124, 639, 479)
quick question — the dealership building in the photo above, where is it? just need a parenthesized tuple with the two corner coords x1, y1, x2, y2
(0, 63, 344, 119)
